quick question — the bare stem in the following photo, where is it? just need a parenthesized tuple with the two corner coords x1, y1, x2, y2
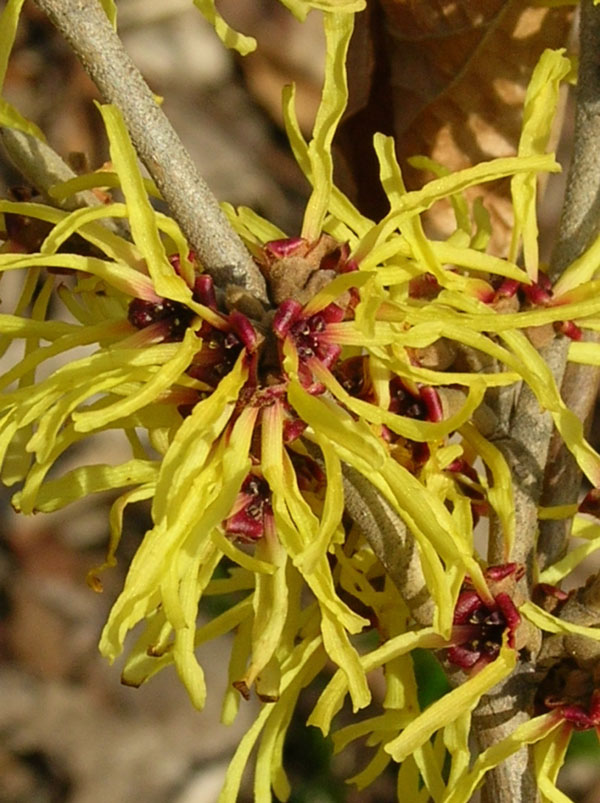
(302, 439, 433, 625)
(1, 126, 104, 210)
(491, 339, 570, 572)
(341, 463, 433, 626)
(0, 125, 131, 239)
(537, 0, 600, 567)
(538, 334, 600, 570)
(550, 0, 600, 280)
(477, 342, 567, 803)
(32, 0, 268, 303)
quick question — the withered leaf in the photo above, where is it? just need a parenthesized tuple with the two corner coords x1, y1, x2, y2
(335, 1, 575, 253)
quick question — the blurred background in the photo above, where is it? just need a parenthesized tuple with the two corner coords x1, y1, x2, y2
(0, 2, 599, 801)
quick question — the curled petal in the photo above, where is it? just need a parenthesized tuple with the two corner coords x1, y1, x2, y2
(273, 299, 304, 338)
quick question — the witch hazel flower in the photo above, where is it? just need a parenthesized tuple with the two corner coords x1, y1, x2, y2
(52, 206, 497, 721)
(0, 166, 494, 730)
(537, 658, 600, 733)
(259, 234, 357, 306)
(447, 563, 524, 672)
(491, 271, 583, 341)
(272, 297, 345, 392)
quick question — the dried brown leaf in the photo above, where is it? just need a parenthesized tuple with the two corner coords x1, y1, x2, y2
(335, 1, 575, 253)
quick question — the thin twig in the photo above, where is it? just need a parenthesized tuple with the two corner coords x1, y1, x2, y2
(537, 0, 600, 568)
(302, 439, 433, 625)
(538, 335, 600, 570)
(491, 339, 570, 571)
(475, 662, 542, 803)
(476, 342, 567, 803)
(1, 126, 105, 210)
(0, 125, 130, 238)
(32, 0, 268, 303)
(549, 1, 600, 281)
(341, 463, 433, 626)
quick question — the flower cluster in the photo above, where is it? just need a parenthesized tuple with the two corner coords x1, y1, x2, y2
(447, 564, 523, 671)
(2, 1, 600, 801)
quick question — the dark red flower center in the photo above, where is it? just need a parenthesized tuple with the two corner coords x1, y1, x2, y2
(128, 296, 195, 340)
(491, 274, 581, 340)
(536, 659, 600, 731)
(225, 474, 273, 542)
(389, 378, 428, 419)
(447, 575, 521, 671)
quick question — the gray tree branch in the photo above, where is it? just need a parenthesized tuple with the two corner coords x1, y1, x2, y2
(32, 0, 268, 303)
(1, 126, 106, 211)
(537, 0, 600, 569)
